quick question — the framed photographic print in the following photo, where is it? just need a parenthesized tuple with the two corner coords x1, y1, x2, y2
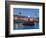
(5, 1, 45, 37)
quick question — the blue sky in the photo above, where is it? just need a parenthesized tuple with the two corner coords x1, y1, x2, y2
(13, 8, 39, 17)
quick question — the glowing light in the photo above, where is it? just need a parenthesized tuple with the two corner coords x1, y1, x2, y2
(28, 16, 30, 17)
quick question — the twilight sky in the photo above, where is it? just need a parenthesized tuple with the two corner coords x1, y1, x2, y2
(13, 8, 39, 17)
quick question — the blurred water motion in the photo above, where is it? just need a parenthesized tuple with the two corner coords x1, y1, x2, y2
(14, 22, 39, 30)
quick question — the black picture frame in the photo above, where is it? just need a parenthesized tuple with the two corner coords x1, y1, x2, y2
(5, 1, 45, 37)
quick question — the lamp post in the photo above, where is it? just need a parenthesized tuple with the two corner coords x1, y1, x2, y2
(18, 12, 23, 28)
